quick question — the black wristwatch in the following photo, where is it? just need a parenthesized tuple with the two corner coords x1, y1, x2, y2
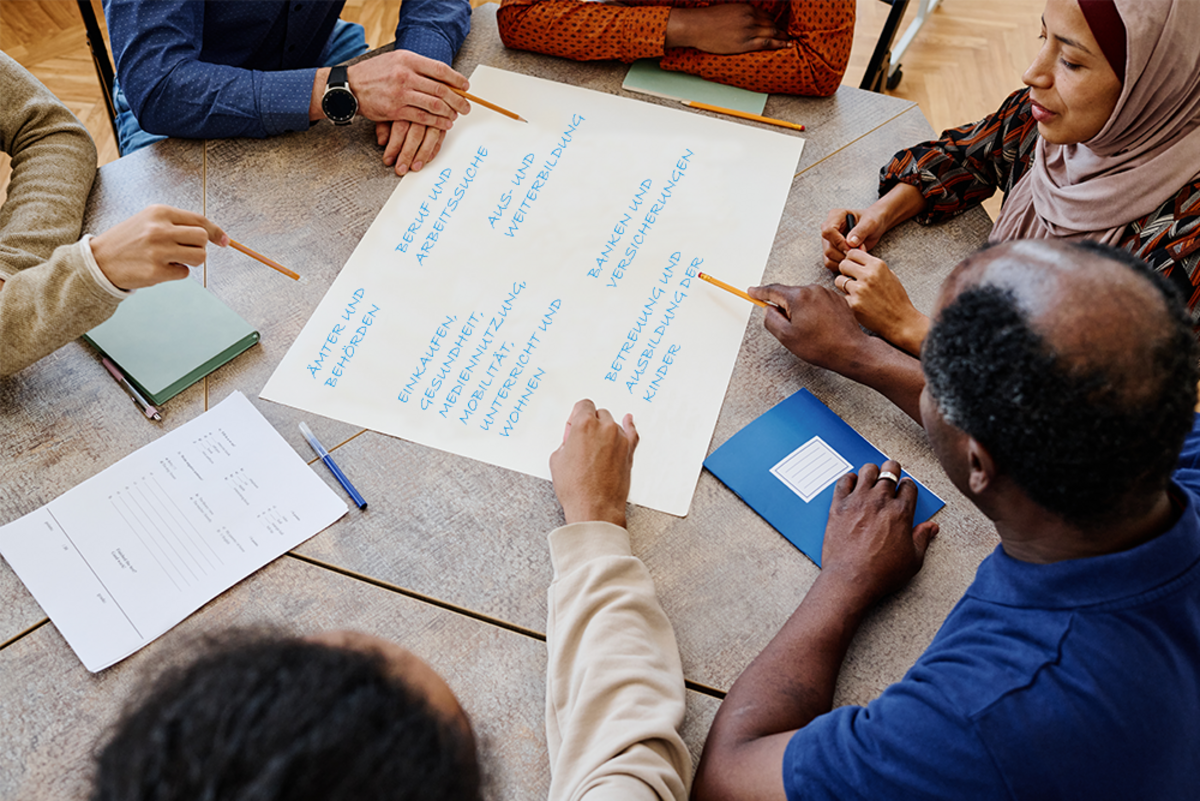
(321, 65, 358, 125)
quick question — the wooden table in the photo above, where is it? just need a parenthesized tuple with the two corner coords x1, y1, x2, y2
(0, 6, 998, 798)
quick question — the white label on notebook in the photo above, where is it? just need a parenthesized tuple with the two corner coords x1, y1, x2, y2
(769, 436, 852, 503)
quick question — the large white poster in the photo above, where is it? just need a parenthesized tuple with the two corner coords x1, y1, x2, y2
(262, 66, 803, 515)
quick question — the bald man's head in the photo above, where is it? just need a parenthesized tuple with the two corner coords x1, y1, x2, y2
(922, 240, 1198, 526)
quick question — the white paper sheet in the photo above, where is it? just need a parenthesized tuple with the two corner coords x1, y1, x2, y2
(0, 392, 347, 671)
(770, 436, 853, 503)
(262, 66, 804, 515)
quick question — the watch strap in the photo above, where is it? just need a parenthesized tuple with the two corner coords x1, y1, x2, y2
(328, 64, 349, 90)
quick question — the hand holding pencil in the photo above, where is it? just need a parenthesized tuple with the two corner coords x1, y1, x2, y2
(88, 205, 228, 291)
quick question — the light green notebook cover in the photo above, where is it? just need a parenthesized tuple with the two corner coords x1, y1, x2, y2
(622, 59, 768, 114)
(84, 277, 260, 405)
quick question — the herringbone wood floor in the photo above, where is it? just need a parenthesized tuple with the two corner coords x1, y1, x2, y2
(0, 0, 1043, 213)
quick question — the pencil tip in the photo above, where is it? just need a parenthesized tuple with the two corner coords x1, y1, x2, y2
(519, 117, 528, 123)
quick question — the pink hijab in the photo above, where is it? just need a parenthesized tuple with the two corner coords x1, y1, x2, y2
(989, 0, 1200, 245)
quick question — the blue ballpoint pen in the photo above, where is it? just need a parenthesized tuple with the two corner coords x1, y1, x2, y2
(299, 422, 367, 509)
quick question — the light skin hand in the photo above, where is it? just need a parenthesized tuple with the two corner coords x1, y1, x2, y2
(835, 249, 930, 356)
(88, 205, 228, 291)
(665, 4, 791, 54)
(692, 460, 936, 801)
(376, 120, 445, 175)
(821, 206, 884, 270)
(549, 399, 638, 528)
(309, 51, 470, 127)
(821, 183, 927, 271)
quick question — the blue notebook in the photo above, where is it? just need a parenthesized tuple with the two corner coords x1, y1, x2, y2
(705, 389, 944, 566)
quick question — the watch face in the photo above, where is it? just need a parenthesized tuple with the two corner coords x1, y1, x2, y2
(323, 87, 357, 124)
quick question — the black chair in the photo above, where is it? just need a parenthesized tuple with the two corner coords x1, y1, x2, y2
(76, 0, 121, 154)
(860, 0, 911, 93)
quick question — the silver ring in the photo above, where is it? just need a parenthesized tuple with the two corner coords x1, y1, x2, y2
(877, 471, 900, 484)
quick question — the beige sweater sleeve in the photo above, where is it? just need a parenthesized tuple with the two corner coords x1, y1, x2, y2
(545, 521, 691, 801)
(0, 52, 125, 377)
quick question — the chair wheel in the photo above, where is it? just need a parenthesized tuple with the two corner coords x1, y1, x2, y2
(886, 67, 903, 90)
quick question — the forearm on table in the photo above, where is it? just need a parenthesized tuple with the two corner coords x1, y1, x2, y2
(692, 571, 876, 801)
(825, 333, 926, 423)
(870, 182, 928, 239)
(545, 521, 690, 801)
(662, 1, 854, 96)
(393, 0, 471, 64)
(130, 61, 312, 139)
(497, 0, 670, 62)
(0, 241, 126, 377)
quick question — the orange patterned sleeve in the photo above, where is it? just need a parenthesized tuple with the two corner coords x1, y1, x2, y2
(660, 1, 856, 96)
(497, 0, 672, 63)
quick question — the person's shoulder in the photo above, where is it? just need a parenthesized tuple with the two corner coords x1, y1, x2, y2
(905, 596, 1070, 719)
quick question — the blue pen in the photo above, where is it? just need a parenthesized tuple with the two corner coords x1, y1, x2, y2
(299, 422, 367, 509)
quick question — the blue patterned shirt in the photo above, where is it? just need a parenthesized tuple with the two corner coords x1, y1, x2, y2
(104, 0, 470, 140)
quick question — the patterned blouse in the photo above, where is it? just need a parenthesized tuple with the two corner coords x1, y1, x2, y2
(881, 87, 1200, 318)
(496, 0, 855, 96)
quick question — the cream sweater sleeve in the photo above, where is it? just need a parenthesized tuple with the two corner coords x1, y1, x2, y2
(0, 52, 126, 377)
(545, 521, 691, 801)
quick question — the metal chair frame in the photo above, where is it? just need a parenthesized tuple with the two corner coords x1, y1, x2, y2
(76, 0, 121, 155)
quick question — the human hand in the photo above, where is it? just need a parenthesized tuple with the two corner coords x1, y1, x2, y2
(834, 250, 930, 355)
(348, 50, 470, 128)
(375, 120, 445, 175)
(89, 205, 227, 291)
(821, 207, 886, 271)
(820, 460, 937, 604)
(665, 4, 791, 54)
(749, 283, 870, 372)
(549, 399, 638, 528)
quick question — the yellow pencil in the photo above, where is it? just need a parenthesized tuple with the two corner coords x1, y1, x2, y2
(450, 87, 527, 123)
(682, 100, 805, 132)
(698, 272, 768, 308)
(229, 239, 300, 281)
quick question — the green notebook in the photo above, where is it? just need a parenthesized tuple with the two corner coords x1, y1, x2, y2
(622, 59, 768, 115)
(84, 277, 260, 405)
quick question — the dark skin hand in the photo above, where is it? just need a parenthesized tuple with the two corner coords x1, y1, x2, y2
(749, 283, 928, 422)
(665, 4, 792, 54)
(692, 461, 938, 801)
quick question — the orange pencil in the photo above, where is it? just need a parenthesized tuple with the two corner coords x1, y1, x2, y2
(450, 87, 527, 123)
(698, 272, 768, 308)
(682, 100, 804, 132)
(228, 239, 300, 281)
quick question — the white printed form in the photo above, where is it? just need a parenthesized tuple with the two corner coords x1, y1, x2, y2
(0, 392, 347, 671)
(770, 437, 852, 503)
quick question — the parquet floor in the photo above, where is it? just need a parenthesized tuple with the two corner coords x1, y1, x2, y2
(0, 0, 1043, 215)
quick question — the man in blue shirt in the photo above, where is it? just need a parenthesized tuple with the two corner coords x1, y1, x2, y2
(693, 239, 1200, 799)
(104, 0, 471, 175)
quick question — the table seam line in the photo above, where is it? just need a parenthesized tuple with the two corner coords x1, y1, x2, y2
(284, 551, 548, 641)
(203, 141, 209, 411)
(791, 101, 920, 180)
(0, 617, 49, 651)
(284, 553, 731, 697)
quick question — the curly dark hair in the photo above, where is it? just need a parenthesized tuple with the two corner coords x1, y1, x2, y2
(921, 240, 1199, 527)
(90, 630, 481, 801)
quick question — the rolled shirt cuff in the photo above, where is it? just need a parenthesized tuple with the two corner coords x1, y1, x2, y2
(395, 25, 456, 65)
(548, 521, 634, 579)
(80, 235, 135, 300)
(257, 68, 320, 134)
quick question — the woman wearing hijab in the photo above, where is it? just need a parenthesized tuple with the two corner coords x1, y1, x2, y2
(820, 0, 1200, 354)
